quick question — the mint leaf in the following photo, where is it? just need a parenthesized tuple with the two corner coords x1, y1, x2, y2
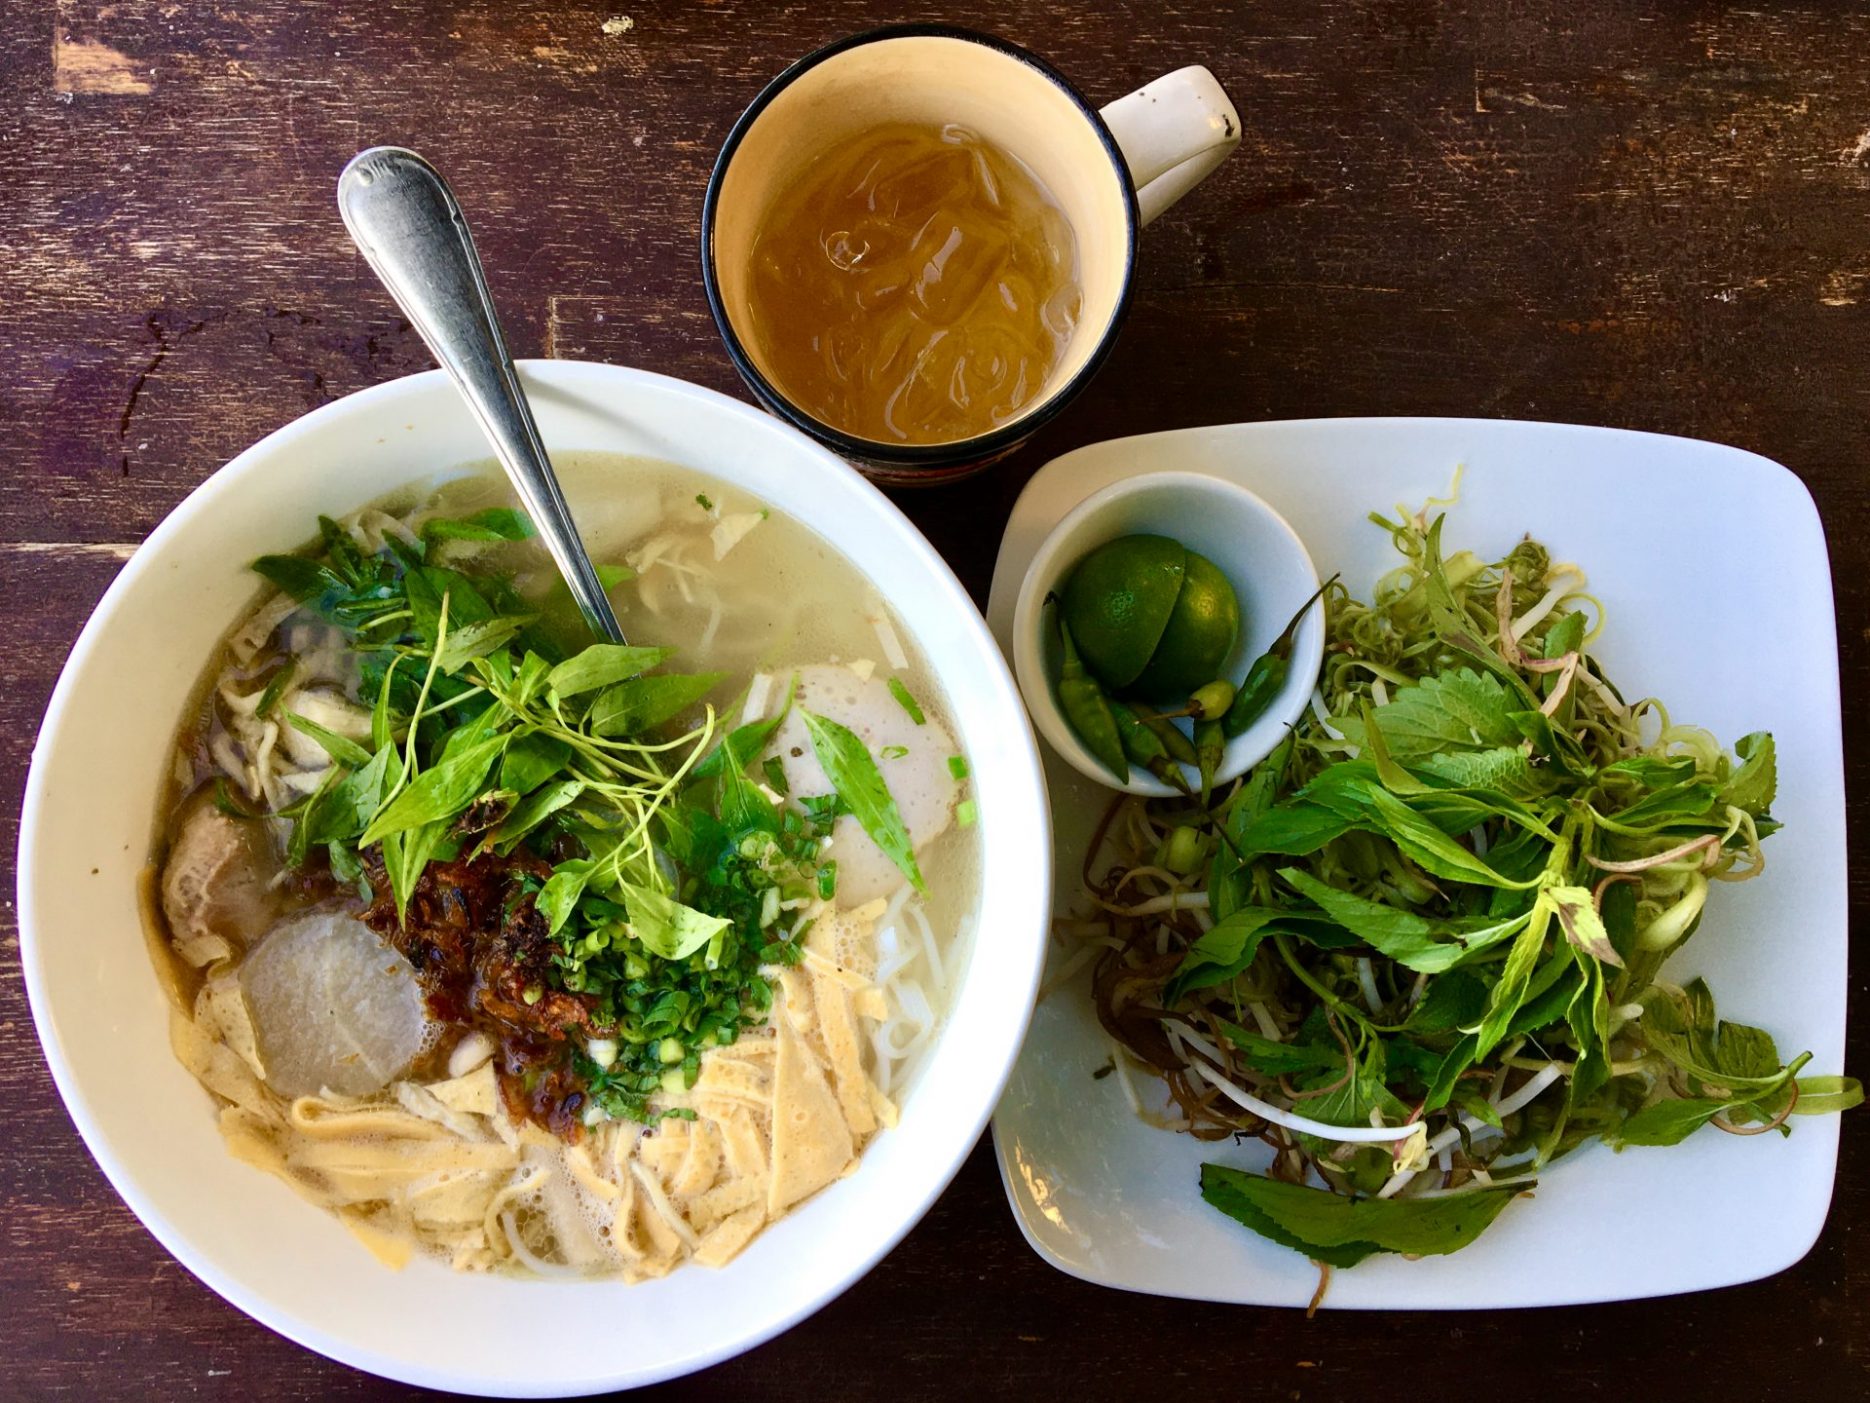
(1722, 732, 1777, 817)
(1355, 669, 1520, 762)
(1199, 1167, 1521, 1264)
(1416, 745, 1548, 798)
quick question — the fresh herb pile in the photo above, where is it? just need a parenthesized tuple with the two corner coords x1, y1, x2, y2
(1079, 507, 1859, 1270)
(240, 508, 926, 1125)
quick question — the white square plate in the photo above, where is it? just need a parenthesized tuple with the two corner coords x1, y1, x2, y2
(985, 418, 1848, 1309)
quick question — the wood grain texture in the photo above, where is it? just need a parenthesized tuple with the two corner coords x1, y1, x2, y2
(3, 0, 1867, 1397)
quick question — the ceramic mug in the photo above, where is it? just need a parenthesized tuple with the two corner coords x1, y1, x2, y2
(702, 24, 1241, 485)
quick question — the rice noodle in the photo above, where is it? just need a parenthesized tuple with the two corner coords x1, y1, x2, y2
(872, 615, 909, 671)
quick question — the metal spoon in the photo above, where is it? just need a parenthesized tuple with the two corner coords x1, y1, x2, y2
(336, 146, 626, 643)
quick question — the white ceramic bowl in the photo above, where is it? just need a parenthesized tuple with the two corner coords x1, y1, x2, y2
(1010, 470, 1323, 797)
(17, 361, 1052, 1396)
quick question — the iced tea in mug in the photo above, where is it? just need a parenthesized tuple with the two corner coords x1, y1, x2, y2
(705, 26, 1241, 482)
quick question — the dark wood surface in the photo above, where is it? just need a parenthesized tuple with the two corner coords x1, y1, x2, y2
(4, 1, 1866, 1396)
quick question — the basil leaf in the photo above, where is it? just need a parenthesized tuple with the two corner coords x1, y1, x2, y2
(547, 645, 674, 701)
(589, 672, 724, 736)
(360, 734, 508, 845)
(1405, 970, 1489, 1033)
(619, 881, 732, 962)
(255, 660, 296, 720)
(1164, 908, 1281, 1003)
(323, 741, 402, 840)
(1279, 868, 1526, 974)
(500, 731, 572, 796)
(435, 615, 532, 674)
(284, 712, 374, 769)
(1423, 1032, 1479, 1112)
(252, 553, 346, 605)
(802, 710, 925, 893)
(1605, 781, 1721, 829)
(405, 568, 495, 646)
(1200, 1166, 1520, 1264)
(383, 819, 449, 924)
(1215, 1021, 1346, 1077)
(1611, 1097, 1726, 1147)
(421, 507, 536, 543)
(529, 858, 590, 937)
(491, 779, 584, 854)
(1233, 800, 1353, 861)
(1363, 789, 1542, 890)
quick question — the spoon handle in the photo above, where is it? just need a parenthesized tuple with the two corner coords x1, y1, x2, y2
(336, 146, 626, 643)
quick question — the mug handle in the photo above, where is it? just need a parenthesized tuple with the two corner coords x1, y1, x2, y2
(1098, 66, 1241, 226)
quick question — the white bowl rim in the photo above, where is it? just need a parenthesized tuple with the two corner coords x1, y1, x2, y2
(17, 359, 1053, 1395)
(1010, 468, 1323, 796)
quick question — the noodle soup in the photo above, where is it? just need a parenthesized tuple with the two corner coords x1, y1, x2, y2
(146, 456, 978, 1279)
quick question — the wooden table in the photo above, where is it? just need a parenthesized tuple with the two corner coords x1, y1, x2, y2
(4, 1, 1865, 1396)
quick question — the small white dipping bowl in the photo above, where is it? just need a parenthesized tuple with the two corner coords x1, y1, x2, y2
(1011, 470, 1324, 797)
(17, 361, 1051, 1396)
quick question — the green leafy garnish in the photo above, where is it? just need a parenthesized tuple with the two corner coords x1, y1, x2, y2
(233, 503, 900, 1134)
(1200, 1166, 1521, 1268)
(802, 710, 925, 893)
(886, 677, 925, 725)
(1062, 506, 1853, 1274)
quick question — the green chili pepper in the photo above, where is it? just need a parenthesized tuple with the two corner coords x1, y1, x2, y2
(1195, 718, 1224, 806)
(1163, 824, 1204, 875)
(1188, 679, 1236, 722)
(1109, 700, 1190, 793)
(1138, 709, 1199, 766)
(1222, 575, 1337, 738)
(1052, 605, 1129, 782)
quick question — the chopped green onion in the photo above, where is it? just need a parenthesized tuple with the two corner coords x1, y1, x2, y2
(817, 860, 838, 900)
(947, 754, 969, 780)
(956, 799, 978, 827)
(887, 677, 926, 725)
(695, 493, 714, 511)
(879, 744, 909, 760)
